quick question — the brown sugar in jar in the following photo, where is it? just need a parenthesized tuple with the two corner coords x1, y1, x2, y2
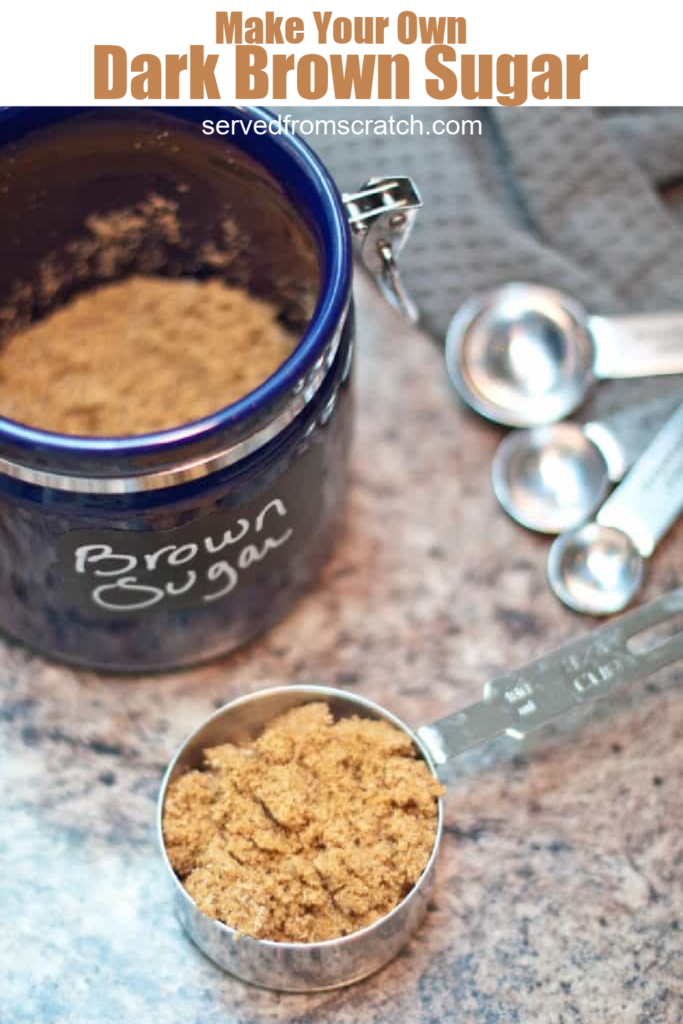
(162, 703, 444, 943)
(0, 275, 298, 436)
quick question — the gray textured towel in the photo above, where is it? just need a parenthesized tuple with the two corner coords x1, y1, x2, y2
(294, 106, 683, 416)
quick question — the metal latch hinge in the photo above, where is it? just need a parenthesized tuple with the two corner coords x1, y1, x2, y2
(343, 176, 422, 324)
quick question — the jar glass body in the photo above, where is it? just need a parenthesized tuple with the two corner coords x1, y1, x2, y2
(0, 107, 354, 670)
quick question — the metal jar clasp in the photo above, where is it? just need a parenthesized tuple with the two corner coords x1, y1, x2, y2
(343, 177, 422, 324)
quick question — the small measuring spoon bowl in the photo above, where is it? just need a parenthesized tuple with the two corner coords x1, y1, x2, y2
(548, 523, 644, 615)
(493, 423, 611, 535)
(446, 283, 683, 427)
(158, 588, 683, 991)
(493, 396, 680, 535)
(549, 403, 683, 614)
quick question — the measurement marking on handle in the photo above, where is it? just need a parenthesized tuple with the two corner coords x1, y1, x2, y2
(568, 655, 623, 694)
(417, 589, 683, 766)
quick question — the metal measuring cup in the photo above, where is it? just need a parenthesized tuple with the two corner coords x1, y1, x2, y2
(446, 283, 683, 427)
(549, 403, 683, 614)
(492, 395, 680, 535)
(157, 588, 683, 992)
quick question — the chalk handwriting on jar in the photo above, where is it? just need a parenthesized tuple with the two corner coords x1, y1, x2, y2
(203, 561, 239, 603)
(93, 576, 169, 612)
(74, 546, 137, 576)
(71, 498, 294, 613)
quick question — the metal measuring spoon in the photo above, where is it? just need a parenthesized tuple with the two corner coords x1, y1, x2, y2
(446, 283, 683, 427)
(548, 403, 683, 614)
(158, 588, 683, 991)
(492, 395, 680, 535)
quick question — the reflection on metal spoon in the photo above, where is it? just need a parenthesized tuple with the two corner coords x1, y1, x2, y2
(493, 424, 610, 535)
(548, 403, 683, 614)
(548, 524, 644, 615)
(492, 396, 680, 535)
(446, 283, 683, 427)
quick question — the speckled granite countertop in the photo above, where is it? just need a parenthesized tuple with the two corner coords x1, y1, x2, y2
(2, 276, 683, 1024)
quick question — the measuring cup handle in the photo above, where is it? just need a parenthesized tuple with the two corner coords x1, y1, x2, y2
(418, 587, 683, 766)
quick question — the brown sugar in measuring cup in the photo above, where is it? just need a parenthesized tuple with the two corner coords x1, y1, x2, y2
(162, 702, 444, 945)
(157, 589, 683, 991)
(158, 686, 445, 992)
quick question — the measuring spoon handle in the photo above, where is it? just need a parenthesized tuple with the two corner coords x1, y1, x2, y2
(590, 312, 683, 380)
(417, 587, 683, 765)
(583, 395, 681, 481)
(595, 401, 683, 556)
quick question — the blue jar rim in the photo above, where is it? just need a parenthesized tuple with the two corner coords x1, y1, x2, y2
(0, 106, 352, 478)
